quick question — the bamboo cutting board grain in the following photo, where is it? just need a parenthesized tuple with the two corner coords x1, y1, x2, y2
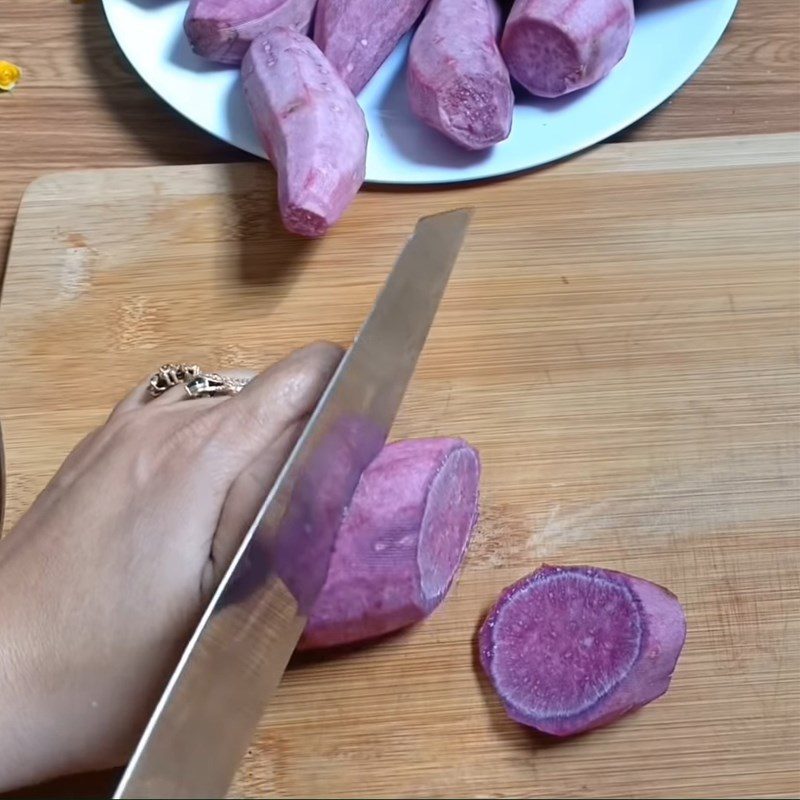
(1, 134, 798, 799)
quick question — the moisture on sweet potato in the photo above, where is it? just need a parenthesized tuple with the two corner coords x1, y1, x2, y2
(314, 0, 430, 95)
(299, 438, 481, 650)
(241, 27, 367, 237)
(185, 0, 319, 65)
(501, 0, 635, 97)
(408, 0, 513, 150)
(480, 564, 686, 736)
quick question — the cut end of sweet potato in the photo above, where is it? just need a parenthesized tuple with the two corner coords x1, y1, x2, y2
(184, 7, 246, 64)
(501, 20, 581, 98)
(283, 205, 330, 238)
(501, 0, 635, 98)
(437, 75, 513, 150)
(417, 444, 480, 603)
(480, 564, 686, 737)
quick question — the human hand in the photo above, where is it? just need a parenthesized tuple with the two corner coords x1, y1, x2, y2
(0, 343, 342, 791)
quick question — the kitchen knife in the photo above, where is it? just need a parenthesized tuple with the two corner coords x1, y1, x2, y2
(114, 208, 473, 799)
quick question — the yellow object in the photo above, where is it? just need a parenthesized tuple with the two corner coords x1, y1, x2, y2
(0, 61, 21, 92)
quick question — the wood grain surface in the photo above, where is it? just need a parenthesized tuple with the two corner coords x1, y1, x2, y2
(1, 134, 798, 798)
(2, 0, 799, 272)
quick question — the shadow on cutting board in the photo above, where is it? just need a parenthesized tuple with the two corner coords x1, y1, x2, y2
(289, 623, 419, 669)
(222, 164, 320, 288)
(76, 1, 245, 166)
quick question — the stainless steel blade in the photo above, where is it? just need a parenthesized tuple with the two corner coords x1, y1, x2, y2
(114, 208, 473, 799)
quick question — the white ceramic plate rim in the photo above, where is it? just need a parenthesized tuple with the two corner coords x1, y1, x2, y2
(102, 0, 738, 185)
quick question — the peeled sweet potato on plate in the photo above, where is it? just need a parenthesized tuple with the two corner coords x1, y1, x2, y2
(315, 0, 430, 94)
(241, 27, 367, 237)
(408, 0, 513, 150)
(501, 0, 635, 97)
(185, 0, 318, 65)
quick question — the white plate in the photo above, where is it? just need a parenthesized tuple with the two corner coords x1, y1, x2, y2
(103, 0, 737, 185)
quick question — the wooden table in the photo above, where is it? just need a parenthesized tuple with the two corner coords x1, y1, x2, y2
(1, 0, 799, 269)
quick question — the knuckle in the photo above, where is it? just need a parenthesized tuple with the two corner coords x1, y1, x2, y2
(276, 344, 342, 409)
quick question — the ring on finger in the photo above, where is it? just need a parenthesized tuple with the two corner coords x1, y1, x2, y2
(148, 364, 200, 398)
(147, 364, 250, 400)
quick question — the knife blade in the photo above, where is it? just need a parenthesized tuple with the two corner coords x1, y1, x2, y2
(114, 208, 473, 799)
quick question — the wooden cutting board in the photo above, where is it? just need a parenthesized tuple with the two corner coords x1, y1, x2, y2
(1, 134, 798, 799)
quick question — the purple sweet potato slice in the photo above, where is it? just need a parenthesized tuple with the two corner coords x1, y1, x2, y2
(241, 27, 367, 237)
(314, 0, 430, 95)
(185, 0, 318, 65)
(479, 564, 686, 736)
(501, 0, 634, 98)
(299, 438, 481, 650)
(408, 0, 513, 150)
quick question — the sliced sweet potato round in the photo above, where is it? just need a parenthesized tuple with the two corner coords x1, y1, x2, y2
(480, 564, 686, 736)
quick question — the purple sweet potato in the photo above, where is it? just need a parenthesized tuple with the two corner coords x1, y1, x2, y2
(408, 0, 513, 150)
(299, 438, 481, 650)
(314, 0, 430, 95)
(185, 0, 318, 65)
(501, 0, 635, 98)
(241, 27, 368, 237)
(480, 564, 686, 736)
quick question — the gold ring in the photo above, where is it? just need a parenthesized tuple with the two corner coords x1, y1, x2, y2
(148, 364, 200, 397)
(147, 364, 250, 400)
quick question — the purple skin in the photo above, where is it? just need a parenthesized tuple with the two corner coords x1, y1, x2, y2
(185, 0, 318, 65)
(501, 0, 635, 98)
(299, 438, 481, 650)
(314, 0, 430, 95)
(241, 28, 367, 237)
(479, 564, 686, 736)
(408, 0, 513, 150)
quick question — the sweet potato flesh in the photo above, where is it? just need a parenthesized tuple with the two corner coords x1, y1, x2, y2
(487, 570, 642, 718)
